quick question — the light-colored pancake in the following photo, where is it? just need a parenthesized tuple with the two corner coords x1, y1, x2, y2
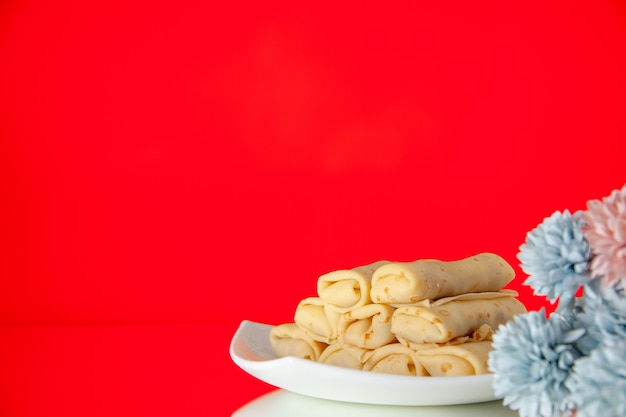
(362, 343, 428, 376)
(294, 297, 341, 344)
(337, 303, 396, 349)
(370, 253, 515, 304)
(317, 260, 390, 312)
(269, 323, 328, 361)
(416, 341, 493, 376)
(396, 323, 493, 351)
(391, 291, 527, 344)
(317, 343, 368, 370)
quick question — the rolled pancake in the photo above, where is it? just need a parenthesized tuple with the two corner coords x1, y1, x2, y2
(391, 291, 527, 344)
(362, 343, 428, 376)
(396, 323, 493, 351)
(415, 341, 493, 376)
(294, 297, 341, 344)
(317, 343, 368, 370)
(370, 253, 515, 304)
(269, 323, 327, 361)
(317, 260, 390, 312)
(338, 303, 396, 349)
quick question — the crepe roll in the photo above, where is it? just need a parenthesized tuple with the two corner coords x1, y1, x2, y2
(269, 323, 328, 361)
(370, 253, 515, 304)
(338, 303, 396, 349)
(317, 343, 368, 370)
(362, 343, 428, 376)
(317, 260, 391, 312)
(294, 297, 341, 344)
(391, 291, 527, 344)
(396, 323, 494, 351)
(415, 341, 493, 376)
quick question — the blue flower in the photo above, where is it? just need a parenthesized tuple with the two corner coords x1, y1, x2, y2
(583, 279, 626, 316)
(566, 339, 626, 417)
(574, 280, 626, 355)
(488, 310, 585, 417)
(518, 210, 592, 309)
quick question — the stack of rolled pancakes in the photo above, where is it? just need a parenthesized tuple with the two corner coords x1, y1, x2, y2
(269, 252, 527, 377)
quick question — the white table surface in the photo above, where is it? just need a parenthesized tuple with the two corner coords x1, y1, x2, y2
(232, 389, 519, 417)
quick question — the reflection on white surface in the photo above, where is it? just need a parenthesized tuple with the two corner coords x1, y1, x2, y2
(232, 389, 518, 417)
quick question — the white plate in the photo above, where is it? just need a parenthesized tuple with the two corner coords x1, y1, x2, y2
(229, 320, 501, 406)
(232, 389, 518, 417)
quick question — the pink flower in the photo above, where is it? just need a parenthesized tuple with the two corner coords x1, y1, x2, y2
(581, 184, 626, 288)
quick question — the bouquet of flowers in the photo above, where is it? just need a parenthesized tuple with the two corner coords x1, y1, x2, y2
(488, 184, 626, 417)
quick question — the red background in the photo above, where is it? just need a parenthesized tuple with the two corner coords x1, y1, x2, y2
(1, 0, 625, 415)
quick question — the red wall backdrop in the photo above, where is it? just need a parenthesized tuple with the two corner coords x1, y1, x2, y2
(1, 0, 625, 415)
